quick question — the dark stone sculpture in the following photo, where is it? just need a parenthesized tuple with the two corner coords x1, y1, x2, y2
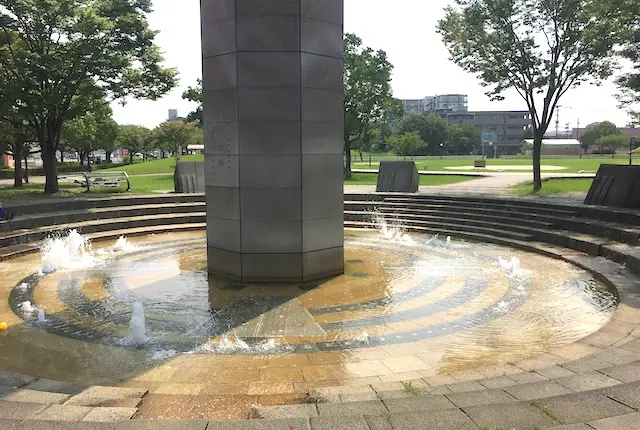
(584, 165, 640, 209)
(174, 161, 205, 193)
(376, 161, 420, 193)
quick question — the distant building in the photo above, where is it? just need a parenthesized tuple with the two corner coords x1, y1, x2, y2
(524, 139, 582, 156)
(401, 94, 468, 116)
(167, 109, 186, 123)
(443, 111, 532, 156)
(572, 127, 640, 141)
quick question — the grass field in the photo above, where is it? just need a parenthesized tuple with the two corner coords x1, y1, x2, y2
(0, 175, 174, 202)
(344, 173, 474, 186)
(512, 178, 594, 195)
(100, 154, 638, 175)
(101, 155, 203, 174)
(352, 156, 638, 173)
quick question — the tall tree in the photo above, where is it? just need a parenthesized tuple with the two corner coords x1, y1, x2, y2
(447, 124, 482, 155)
(580, 121, 620, 152)
(0, 112, 36, 187)
(152, 121, 199, 158)
(387, 132, 426, 160)
(344, 33, 395, 179)
(96, 117, 119, 164)
(117, 125, 151, 164)
(182, 80, 203, 127)
(596, 134, 628, 156)
(0, 0, 177, 194)
(438, 0, 624, 191)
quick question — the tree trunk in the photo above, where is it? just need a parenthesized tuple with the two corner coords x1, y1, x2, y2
(344, 139, 352, 180)
(23, 153, 29, 184)
(13, 146, 23, 188)
(129, 152, 134, 164)
(532, 131, 543, 192)
(87, 153, 92, 172)
(358, 149, 364, 162)
(59, 150, 64, 164)
(79, 152, 86, 168)
(105, 151, 112, 164)
(42, 147, 58, 194)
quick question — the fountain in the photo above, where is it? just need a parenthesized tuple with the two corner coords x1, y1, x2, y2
(129, 302, 146, 345)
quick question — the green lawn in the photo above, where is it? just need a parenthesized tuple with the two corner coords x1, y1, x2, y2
(512, 178, 594, 195)
(95, 153, 639, 175)
(100, 155, 203, 174)
(0, 175, 175, 202)
(352, 154, 638, 173)
(344, 173, 475, 186)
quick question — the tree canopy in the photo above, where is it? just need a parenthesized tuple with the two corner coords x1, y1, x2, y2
(0, 0, 177, 193)
(596, 134, 628, 152)
(152, 121, 201, 158)
(182, 80, 203, 127)
(438, 0, 625, 190)
(116, 125, 151, 164)
(580, 121, 620, 150)
(387, 132, 425, 160)
(344, 33, 396, 179)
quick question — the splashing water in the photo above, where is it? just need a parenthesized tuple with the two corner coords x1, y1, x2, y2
(40, 230, 93, 274)
(18, 301, 37, 315)
(356, 331, 370, 344)
(129, 302, 146, 345)
(373, 213, 415, 245)
(16, 283, 28, 293)
(38, 308, 46, 323)
(497, 256, 526, 279)
(446, 236, 452, 248)
(112, 236, 136, 252)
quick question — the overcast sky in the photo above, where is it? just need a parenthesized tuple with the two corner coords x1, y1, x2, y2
(111, 0, 635, 130)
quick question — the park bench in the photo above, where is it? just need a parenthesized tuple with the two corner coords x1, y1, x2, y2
(59, 171, 131, 192)
(474, 160, 487, 168)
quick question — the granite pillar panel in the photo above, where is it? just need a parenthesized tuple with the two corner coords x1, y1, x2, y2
(202, 0, 344, 282)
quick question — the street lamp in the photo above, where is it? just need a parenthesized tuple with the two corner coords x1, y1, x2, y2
(440, 143, 444, 160)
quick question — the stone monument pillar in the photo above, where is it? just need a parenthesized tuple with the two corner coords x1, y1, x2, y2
(201, 0, 345, 282)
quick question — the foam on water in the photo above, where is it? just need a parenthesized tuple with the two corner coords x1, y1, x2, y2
(38, 308, 46, 323)
(40, 230, 94, 274)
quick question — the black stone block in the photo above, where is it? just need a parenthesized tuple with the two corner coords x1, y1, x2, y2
(584, 165, 640, 209)
(376, 161, 420, 193)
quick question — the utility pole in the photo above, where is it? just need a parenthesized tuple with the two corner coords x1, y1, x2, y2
(555, 108, 561, 137)
(577, 118, 582, 158)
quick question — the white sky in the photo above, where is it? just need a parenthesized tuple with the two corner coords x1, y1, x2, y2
(111, 0, 635, 130)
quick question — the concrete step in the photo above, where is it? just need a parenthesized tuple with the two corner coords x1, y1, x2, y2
(0, 212, 207, 247)
(344, 217, 536, 242)
(1, 202, 206, 232)
(383, 196, 581, 217)
(0, 223, 206, 261)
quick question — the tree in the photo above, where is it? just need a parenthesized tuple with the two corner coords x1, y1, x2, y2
(117, 125, 151, 164)
(438, 0, 624, 191)
(595, 134, 628, 157)
(580, 121, 619, 152)
(344, 33, 395, 179)
(0, 112, 37, 187)
(420, 114, 449, 155)
(447, 124, 482, 155)
(0, 0, 177, 194)
(97, 118, 119, 164)
(182, 80, 203, 127)
(387, 132, 426, 160)
(152, 121, 199, 158)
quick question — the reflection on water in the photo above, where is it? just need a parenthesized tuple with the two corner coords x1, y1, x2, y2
(0, 228, 619, 384)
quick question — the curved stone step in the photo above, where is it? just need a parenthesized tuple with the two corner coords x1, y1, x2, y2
(0, 223, 206, 260)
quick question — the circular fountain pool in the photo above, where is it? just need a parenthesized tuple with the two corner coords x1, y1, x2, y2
(0, 228, 618, 383)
